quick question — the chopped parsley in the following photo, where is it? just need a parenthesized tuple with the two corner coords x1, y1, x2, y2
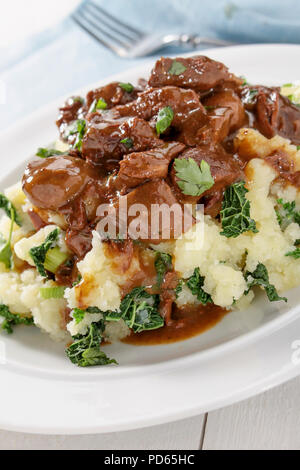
(66, 321, 117, 368)
(186, 268, 212, 305)
(168, 60, 187, 76)
(174, 158, 214, 197)
(245, 263, 287, 303)
(36, 148, 65, 158)
(0, 304, 33, 334)
(156, 106, 174, 135)
(106, 287, 164, 333)
(154, 252, 172, 287)
(0, 193, 22, 226)
(119, 82, 134, 93)
(120, 137, 134, 149)
(68, 119, 86, 151)
(220, 181, 258, 238)
(29, 228, 60, 277)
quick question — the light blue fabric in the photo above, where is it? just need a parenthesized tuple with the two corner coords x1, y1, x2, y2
(1, 0, 300, 130)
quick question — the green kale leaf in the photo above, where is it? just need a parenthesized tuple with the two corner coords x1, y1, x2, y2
(245, 263, 287, 302)
(154, 252, 173, 287)
(0, 304, 34, 334)
(29, 228, 60, 277)
(220, 181, 258, 238)
(186, 268, 212, 305)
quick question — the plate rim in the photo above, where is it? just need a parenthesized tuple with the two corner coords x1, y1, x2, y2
(1, 43, 300, 434)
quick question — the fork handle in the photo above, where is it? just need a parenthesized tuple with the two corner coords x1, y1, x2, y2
(178, 34, 236, 48)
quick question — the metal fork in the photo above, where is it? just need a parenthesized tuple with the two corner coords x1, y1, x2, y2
(72, 0, 235, 58)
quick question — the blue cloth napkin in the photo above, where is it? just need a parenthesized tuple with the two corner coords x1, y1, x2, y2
(1, 0, 300, 131)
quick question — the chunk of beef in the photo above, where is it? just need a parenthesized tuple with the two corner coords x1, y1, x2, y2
(86, 82, 140, 110)
(56, 96, 84, 143)
(99, 180, 193, 243)
(114, 86, 209, 146)
(82, 114, 163, 170)
(22, 155, 102, 211)
(264, 150, 300, 188)
(115, 142, 185, 191)
(241, 86, 300, 145)
(203, 90, 247, 142)
(148, 56, 243, 92)
(170, 145, 243, 208)
(65, 226, 93, 259)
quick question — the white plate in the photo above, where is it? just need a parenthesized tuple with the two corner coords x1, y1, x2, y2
(1, 44, 300, 435)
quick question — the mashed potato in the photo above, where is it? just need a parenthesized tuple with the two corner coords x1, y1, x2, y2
(0, 128, 300, 342)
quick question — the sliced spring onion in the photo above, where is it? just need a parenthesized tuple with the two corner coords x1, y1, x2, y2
(40, 287, 66, 299)
(44, 247, 69, 274)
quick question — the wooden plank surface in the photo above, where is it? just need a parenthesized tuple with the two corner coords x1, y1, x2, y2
(0, 415, 205, 450)
(203, 377, 300, 450)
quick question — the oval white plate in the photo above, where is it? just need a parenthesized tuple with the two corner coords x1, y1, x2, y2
(1, 44, 300, 435)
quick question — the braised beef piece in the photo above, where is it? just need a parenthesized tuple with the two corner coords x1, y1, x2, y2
(115, 142, 185, 191)
(241, 85, 300, 145)
(65, 226, 93, 259)
(22, 155, 103, 211)
(114, 86, 209, 146)
(202, 90, 248, 142)
(170, 145, 243, 207)
(86, 82, 140, 110)
(265, 150, 300, 188)
(109, 180, 193, 243)
(55, 258, 79, 287)
(148, 56, 243, 92)
(82, 114, 163, 170)
(56, 97, 84, 143)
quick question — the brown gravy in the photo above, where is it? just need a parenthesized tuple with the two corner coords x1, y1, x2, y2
(122, 304, 228, 346)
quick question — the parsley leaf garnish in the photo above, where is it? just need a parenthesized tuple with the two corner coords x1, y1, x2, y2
(0, 193, 22, 226)
(174, 158, 214, 197)
(106, 287, 164, 333)
(186, 268, 212, 305)
(29, 228, 60, 277)
(119, 82, 134, 93)
(120, 137, 134, 149)
(68, 119, 86, 151)
(154, 252, 172, 287)
(168, 60, 187, 76)
(220, 181, 258, 238)
(0, 304, 33, 334)
(36, 148, 64, 158)
(245, 263, 287, 303)
(66, 321, 117, 367)
(156, 106, 174, 135)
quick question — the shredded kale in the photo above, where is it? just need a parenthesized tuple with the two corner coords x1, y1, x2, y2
(220, 181, 258, 238)
(120, 137, 134, 149)
(29, 228, 60, 277)
(276, 199, 300, 228)
(36, 148, 65, 158)
(245, 263, 287, 303)
(286, 247, 300, 259)
(156, 106, 174, 135)
(0, 304, 34, 334)
(0, 207, 15, 269)
(175, 279, 184, 298)
(0, 193, 22, 226)
(106, 287, 164, 333)
(73, 306, 102, 324)
(119, 82, 134, 93)
(174, 158, 214, 197)
(186, 268, 212, 305)
(168, 60, 187, 75)
(66, 321, 117, 367)
(154, 252, 172, 287)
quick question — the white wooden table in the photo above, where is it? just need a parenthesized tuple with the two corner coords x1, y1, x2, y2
(1, 376, 299, 450)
